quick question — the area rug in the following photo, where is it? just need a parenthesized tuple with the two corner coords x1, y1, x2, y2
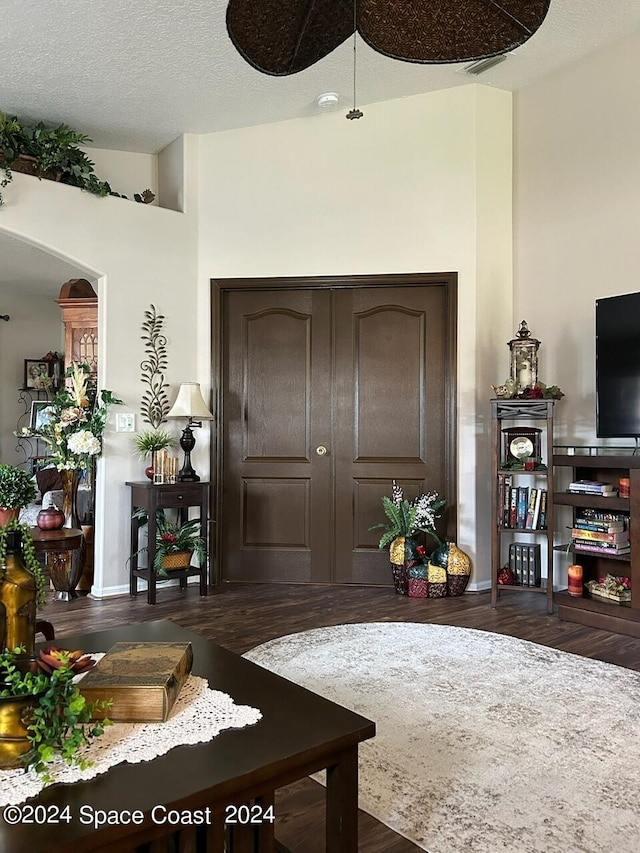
(244, 622, 640, 853)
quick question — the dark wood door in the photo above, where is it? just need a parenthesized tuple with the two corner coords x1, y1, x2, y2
(221, 279, 454, 584)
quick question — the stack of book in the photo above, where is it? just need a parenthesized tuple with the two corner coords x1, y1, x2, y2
(571, 511, 630, 557)
(567, 479, 618, 497)
(508, 543, 542, 586)
(497, 475, 548, 529)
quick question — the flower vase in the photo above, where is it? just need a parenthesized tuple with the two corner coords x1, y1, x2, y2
(0, 530, 37, 656)
(60, 469, 81, 530)
(0, 508, 19, 527)
(430, 541, 472, 597)
(389, 536, 421, 595)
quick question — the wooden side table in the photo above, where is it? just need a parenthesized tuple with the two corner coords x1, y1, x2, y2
(29, 527, 84, 602)
(126, 481, 210, 605)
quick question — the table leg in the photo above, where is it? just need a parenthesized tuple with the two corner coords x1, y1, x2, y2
(326, 745, 358, 852)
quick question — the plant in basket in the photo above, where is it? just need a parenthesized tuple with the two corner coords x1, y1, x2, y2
(369, 481, 445, 594)
(131, 508, 206, 576)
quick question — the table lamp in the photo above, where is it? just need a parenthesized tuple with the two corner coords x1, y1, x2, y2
(167, 382, 214, 482)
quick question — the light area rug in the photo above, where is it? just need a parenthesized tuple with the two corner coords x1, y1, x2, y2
(244, 622, 640, 853)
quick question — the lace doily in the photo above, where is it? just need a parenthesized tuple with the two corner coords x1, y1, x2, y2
(0, 675, 262, 806)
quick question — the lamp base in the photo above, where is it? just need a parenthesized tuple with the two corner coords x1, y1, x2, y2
(178, 424, 200, 482)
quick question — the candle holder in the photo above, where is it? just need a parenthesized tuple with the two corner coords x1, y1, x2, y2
(508, 321, 540, 393)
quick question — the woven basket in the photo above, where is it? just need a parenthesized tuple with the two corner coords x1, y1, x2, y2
(161, 551, 191, 570)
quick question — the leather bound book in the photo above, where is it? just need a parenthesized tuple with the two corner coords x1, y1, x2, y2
(79, 642, 194, 722)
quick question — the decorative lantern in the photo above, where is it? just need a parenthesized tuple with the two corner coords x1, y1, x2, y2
(508, 321, 540, 392)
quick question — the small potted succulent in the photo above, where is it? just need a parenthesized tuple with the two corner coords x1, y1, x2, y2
(133, 428, 175, 479)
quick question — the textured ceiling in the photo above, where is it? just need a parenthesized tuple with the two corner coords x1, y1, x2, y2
(1, 1, 640, 295)
(1, 0, 640, 154)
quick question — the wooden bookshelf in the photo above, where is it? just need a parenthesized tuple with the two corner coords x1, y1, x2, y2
(553, 453, 640, 637)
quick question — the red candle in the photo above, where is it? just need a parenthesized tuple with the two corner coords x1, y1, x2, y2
(568, 564, 583, 597)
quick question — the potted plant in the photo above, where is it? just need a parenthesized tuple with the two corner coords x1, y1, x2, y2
(131, 509, 206, 576)
(133, 428, 174, 479)
(0, 463, 37, 526)
(0, 644, 110, 778)
(1, 110, 156, 207)
(369, 481, 445, 594)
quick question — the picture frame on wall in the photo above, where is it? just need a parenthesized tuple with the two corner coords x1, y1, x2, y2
(30, 400, 56, 431)
(24, 359, 52, 391)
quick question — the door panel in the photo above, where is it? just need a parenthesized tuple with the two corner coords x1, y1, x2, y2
(333, 287, 448, 584)
(221, 281, 452, 585)
(223, 290, 332, 582)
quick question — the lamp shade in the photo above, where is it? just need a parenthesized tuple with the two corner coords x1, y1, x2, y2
(167, 383, 214, 420)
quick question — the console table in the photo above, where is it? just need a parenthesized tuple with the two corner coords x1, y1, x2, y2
(126, 481, 210, 605)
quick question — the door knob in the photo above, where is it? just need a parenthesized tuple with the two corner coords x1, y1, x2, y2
(316, 445, 328, 456)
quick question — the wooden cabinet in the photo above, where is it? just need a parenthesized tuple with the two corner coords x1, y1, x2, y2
(491, 399, 555, 614)
(126, 481, 210, 605)
(553, 453, 640, 637)
(56, 278, 98, 377)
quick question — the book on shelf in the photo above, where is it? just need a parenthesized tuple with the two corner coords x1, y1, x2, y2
(531, 489, 543, 530)
(525, 488, 538, 529)
(570, 528, 628, 544)
(516, 486, 529, 529)
(508, 542, 541, 586)
(538, 489, 548, 530)
(509, 487, 518, 528)
(568, 479, 617, 495)
(498, 473, 512, 527)
(573, 541, 630, 556)
(578, 508, 627, 524)
(574, 519, 626, 534)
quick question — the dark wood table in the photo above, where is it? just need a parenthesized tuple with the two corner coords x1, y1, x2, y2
(29, 526, 84, 601)
(1, 620, 375, 853)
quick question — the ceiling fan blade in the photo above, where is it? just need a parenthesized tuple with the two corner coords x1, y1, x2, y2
(358, 0, 552, 64)
(226, 0, 354, 75)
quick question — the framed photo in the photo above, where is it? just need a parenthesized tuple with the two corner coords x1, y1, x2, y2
(24, 359, 51, 391)
(30, 400, 56, 431)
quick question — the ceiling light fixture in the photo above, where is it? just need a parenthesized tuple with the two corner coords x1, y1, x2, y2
(317, 92, 339, 109)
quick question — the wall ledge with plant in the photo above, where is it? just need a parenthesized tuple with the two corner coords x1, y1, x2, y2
(0, 110, 155, 207)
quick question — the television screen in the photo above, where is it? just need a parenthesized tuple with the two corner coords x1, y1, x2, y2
(596, 291, 640, 438)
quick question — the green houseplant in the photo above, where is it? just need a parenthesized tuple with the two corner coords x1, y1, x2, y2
(0, 644, 110, 779)
(0, 464, 36, 516)
(1, 110, 156, 207)
(131, 509, 206, 575)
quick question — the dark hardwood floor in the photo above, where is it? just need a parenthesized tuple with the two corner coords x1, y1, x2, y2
(40, 583, 640, 852)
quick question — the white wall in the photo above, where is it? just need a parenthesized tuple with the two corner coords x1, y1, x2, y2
(515, 29, 640, 445)
(198, 84, 514, 590)
(81, 147, 158, 205)
(514, 29, 640, 587)
(0, 137, 201, 597)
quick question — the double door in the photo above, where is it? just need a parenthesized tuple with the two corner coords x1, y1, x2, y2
(220, 279, 454, 584)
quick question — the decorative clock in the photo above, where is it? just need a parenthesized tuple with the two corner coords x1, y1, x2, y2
(502, 427, 542, 465)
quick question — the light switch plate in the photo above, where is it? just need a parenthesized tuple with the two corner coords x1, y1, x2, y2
(116, 413, 136, 433)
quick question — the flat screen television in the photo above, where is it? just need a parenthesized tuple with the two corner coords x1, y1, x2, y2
(596, 291, 640, 439)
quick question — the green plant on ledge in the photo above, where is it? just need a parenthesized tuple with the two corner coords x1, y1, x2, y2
(0, 110, 156, 207)
(0, 645, 111, 781)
